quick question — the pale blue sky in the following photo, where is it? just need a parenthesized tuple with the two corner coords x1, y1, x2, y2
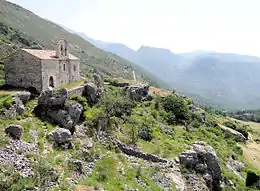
(8, 0, 260, 56)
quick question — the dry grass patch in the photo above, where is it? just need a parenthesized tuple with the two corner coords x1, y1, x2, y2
(240, 142, 260, 170)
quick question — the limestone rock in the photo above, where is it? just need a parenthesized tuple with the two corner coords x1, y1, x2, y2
(14, 91, 31, 104)
(218, 124, 247, 143)
(124, 84, 150, 102)
(5, 124, 24, 139)
(48, 110, 73, 131)
(114, 139, 167, 163)
(38, 88, 68, 107)
(179, 141, 222, 190)
(48, 102, 83, 131)
(226, 157, 246, 179)
(65, 102, 83, 127)
(52, 128, 72, 144)
(83, 83, 104, 106)
(14, 97, 25, 115)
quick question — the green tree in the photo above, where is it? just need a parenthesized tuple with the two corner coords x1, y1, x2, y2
(162, 95, 189, 125)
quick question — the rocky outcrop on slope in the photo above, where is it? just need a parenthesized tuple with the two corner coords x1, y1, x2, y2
(3, 91, 31, 118)
(83, 83, 104, 106)
(48, 102, 83, 131)
(179, 142, 222, 190)
(36, 89, 84, 133)
(124, 83, 151, 102)
(114, 139, 167, 163)
(218, 124, 247, 143)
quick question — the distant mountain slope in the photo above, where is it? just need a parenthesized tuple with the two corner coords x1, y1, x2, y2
(69, 29, 260, 110)
(176, 53, 260, 110)
(0, 1, 170, 89)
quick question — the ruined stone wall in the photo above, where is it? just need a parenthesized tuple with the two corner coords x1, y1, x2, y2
(4, 50, 42, 91)
(67, 86, 85, 97)
(41, 59, 80, 91)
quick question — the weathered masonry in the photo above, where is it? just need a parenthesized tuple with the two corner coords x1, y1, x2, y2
(4, 39, 80, 92)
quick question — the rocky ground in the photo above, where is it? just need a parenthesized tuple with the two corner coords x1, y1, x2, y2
(0, 75, 259, 190)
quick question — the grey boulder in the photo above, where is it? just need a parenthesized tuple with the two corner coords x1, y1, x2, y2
(52, 128, 72, 144)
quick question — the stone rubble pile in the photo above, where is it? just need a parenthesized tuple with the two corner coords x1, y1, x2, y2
(0, 126, 38, 178)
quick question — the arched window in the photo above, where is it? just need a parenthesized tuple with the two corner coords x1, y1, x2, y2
(73, 65, 76, 71)
(49, 76, 54, 87)
(61, 46, 64, 55)
(63, 63, 66, 71)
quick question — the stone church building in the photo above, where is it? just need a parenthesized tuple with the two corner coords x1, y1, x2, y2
(4, 39, 80, 92)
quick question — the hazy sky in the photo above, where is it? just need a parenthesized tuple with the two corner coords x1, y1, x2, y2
(7, 0, 260, 56)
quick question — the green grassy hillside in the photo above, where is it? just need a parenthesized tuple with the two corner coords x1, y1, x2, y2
(0, 1, 170, 89)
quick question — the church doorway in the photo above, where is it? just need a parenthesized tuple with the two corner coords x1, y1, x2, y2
(49, 76, 54, 88)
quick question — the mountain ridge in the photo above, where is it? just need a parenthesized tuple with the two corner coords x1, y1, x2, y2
(74, 31, 260, 110)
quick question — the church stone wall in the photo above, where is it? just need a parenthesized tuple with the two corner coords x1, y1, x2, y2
(41, 59, 80, 91)
(4, 50, 42, 91)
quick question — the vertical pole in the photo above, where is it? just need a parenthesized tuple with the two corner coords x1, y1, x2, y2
(132, 70, 136, 81)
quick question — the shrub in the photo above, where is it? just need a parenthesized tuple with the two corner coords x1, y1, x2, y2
(161, 95, 189, 125)
(101, 87, 136, 118)
(138, 123, 153, 141)
(0, 94, 13, 111)
(69, 95, 88, 110)
(246, 169, 260, 189)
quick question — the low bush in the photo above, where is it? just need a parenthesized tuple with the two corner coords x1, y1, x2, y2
(0, 94, 13, 112)
(246, 169, 260, 189)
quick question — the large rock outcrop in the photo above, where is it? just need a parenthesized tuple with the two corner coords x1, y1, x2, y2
(66, 102, 83, 127)
(124, 84, 151, 102)
(179, 142, 222, 190)
(38, 88, 68, 107)
(83, 83, 104, 106)
(36, 89, 83, 133)
(48, 102, 83, 131)
(218, 124, 247, 143)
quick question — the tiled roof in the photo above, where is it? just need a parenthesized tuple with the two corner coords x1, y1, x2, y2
(22, 49, 79, 60)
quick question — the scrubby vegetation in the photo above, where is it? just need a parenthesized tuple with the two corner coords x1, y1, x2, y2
(0, 2, 259, 190)
(0, 82, 259, 190)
